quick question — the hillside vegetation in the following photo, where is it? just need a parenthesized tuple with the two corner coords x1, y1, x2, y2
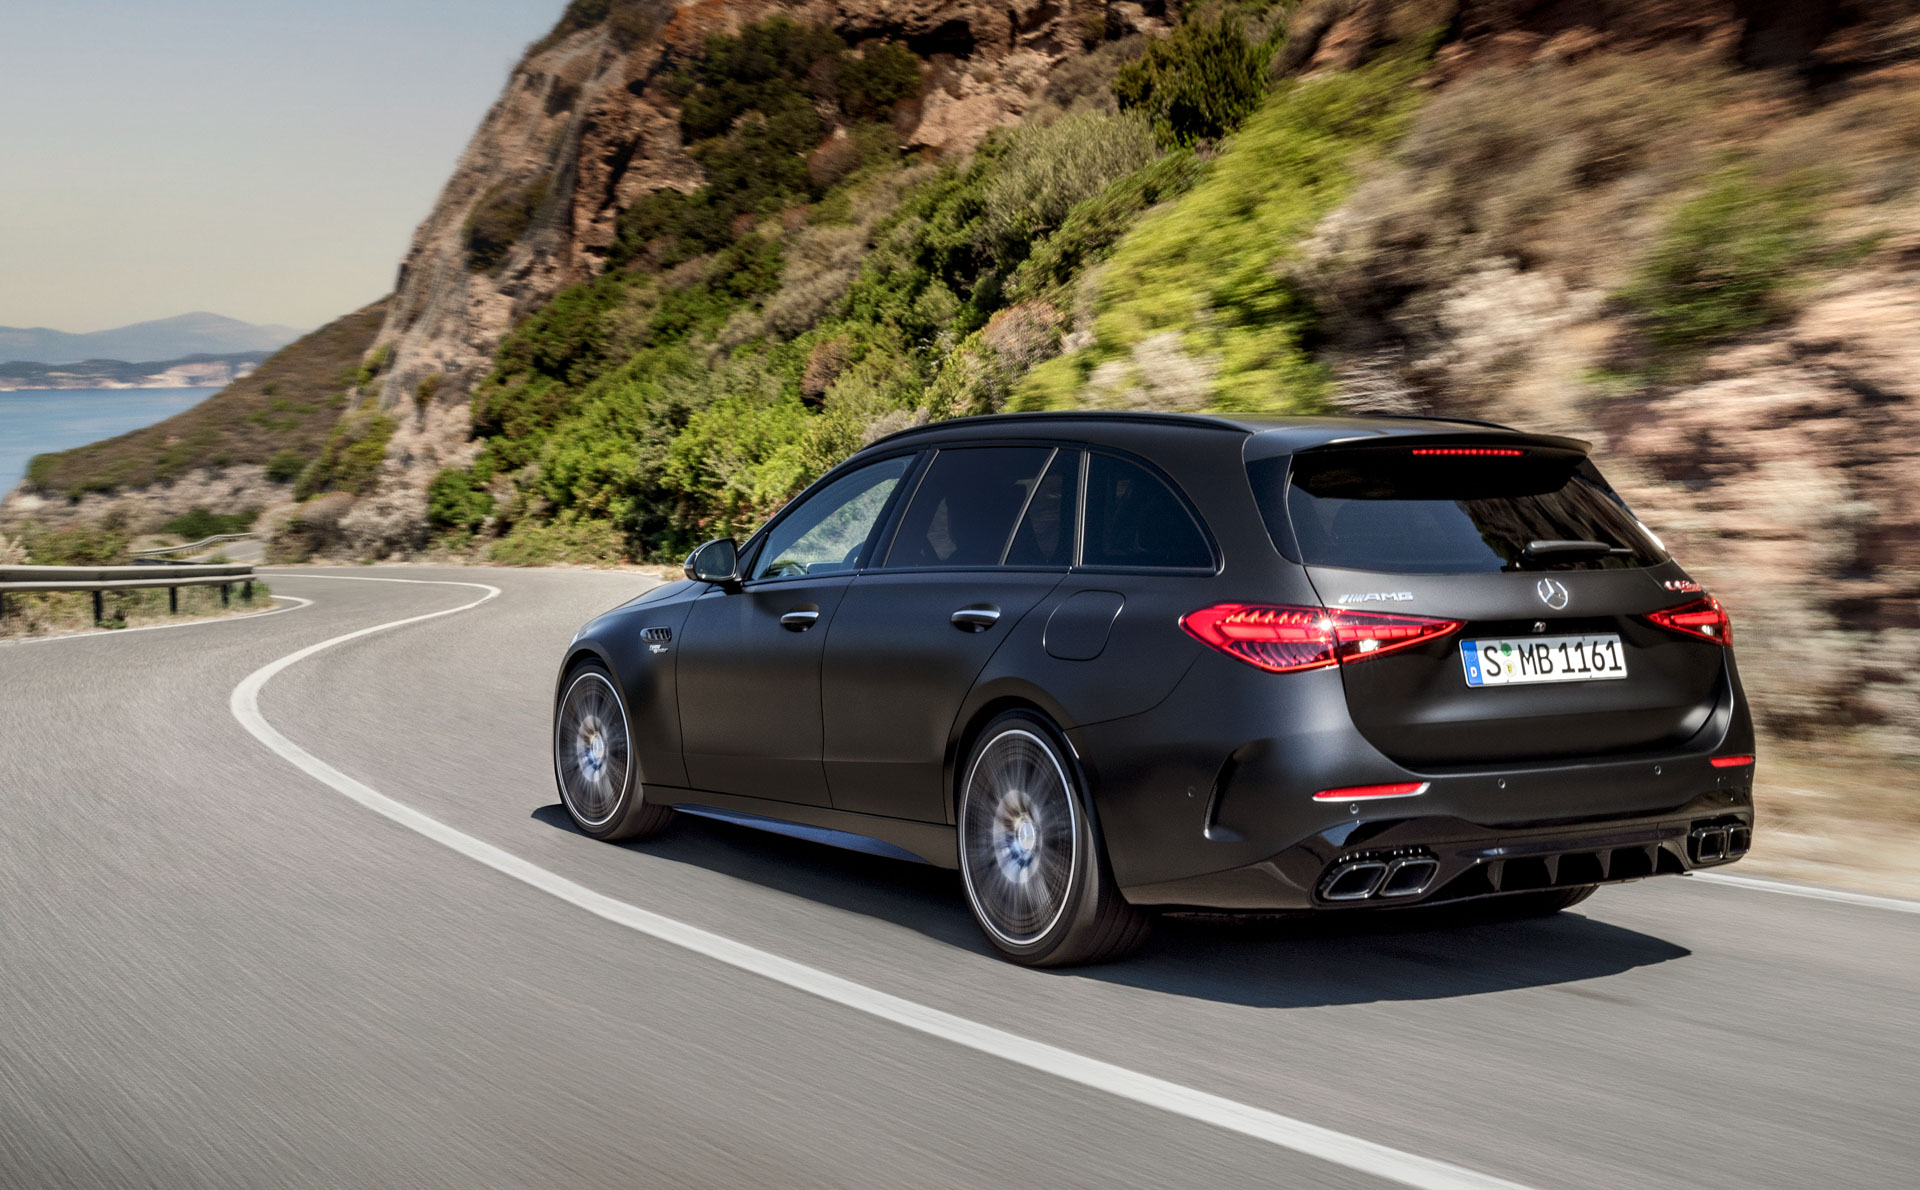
(426, 5, 1430, 562)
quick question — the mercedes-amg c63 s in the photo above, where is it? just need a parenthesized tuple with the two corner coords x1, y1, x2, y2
(551, 412, 1755, 965)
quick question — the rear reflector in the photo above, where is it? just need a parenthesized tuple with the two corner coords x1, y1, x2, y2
(1647, 595, 1733, 645)
(1180, 604, 1464, 673)
(1408, 447, 1524, 457)
(1314, 782, 1431, 801)
(1710, 754, 1755, 768)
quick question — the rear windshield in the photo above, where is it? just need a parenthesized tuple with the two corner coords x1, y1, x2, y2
(1250, 449, 1667, 574)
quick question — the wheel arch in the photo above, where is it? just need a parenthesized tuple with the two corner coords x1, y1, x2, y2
(554, 641, 618, 707)
(945, 680, 1081, 825)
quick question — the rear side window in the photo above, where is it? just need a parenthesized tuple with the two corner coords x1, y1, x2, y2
(1004, 450, 1079, 568)
(1082, 453, 1213, 570)
(883, 447, 1052, 569)
(1253, 449, 1667, 574)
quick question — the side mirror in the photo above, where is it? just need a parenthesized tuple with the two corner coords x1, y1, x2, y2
(685, 537, 742, 589)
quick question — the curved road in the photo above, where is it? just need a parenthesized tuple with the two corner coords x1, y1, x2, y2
(2, 566, 1914, 1189)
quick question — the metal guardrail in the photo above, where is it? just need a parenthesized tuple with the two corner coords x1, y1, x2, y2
(0, 563, 258, 623)
(131, 532, 258, 560)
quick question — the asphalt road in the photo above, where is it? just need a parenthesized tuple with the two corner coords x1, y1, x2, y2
(2, 566, 1914, 1190)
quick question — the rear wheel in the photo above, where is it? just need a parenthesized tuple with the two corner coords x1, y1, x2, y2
(554, 662, 673, 841)
(957, 711, 1148, 966)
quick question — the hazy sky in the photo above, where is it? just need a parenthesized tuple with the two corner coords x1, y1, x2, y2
(1, 1, 563, 333)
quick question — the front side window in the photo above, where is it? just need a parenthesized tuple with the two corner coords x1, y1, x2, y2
(882, 447, 1054, 569)
(751, 455, 913, 580)
(1081, 453, 1213, 570)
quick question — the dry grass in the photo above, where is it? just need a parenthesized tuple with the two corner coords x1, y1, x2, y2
(25, 300, 388, 498)
(1743, 741, 1920, 899)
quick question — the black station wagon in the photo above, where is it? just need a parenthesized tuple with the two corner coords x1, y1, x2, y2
(552, 412, 1756, 965)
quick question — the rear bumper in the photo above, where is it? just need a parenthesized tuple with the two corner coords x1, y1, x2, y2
(1069, 651, 1757, 910)
(1119, 791, 1753, 910)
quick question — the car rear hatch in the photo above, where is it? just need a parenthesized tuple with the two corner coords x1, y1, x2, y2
(1246, 433, 1729, 767)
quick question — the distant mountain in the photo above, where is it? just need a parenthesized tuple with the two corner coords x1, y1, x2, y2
(0, 313, 304, 366)
(0, 352, 271, 391)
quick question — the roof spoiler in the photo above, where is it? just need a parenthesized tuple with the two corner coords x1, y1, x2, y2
(1300, 428, 1594, 456)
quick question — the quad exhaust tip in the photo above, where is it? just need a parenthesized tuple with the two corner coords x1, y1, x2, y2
(1320, 854, 1439, 902)
(1322, 860, 1388, 900)
(1688, 821, 1752, 866)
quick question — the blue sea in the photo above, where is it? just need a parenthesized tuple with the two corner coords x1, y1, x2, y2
(0, 387, 217, 494)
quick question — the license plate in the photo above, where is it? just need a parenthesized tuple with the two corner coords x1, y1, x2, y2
(1462, 634, 1627, 686)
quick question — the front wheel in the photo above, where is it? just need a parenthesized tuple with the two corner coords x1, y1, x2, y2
(957, 711, 1148, 966)
(554, 662, 673, 841)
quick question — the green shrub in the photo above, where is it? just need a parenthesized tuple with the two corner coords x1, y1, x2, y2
(1010, 148, 1204, 301)
(982, 111, 1159, 258)
(837, 42, 921, 119)
(614, 20, 918, 274)
(355, 343, 391, 389)
(161, 508, 259, 540)
(488, 517, 630, 566)
(426, 468, 493, 534)
(1115, 14, 1269, 146)
(1621, 166, 1825, 357)
(414, 372, 444, 412)
(295, 413, 397, 499)
(467, 177, 551, 271)
(673, 18, 846, 141)
(17, 522, 130, 565)
(526, 0, 664, 56)
(264, 449, 306, 483)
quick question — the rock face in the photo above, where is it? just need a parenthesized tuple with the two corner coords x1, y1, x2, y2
(1603, 276, 1920, 755)
(367, 0, 1116, 507)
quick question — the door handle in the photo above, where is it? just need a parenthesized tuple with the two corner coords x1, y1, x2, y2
(950, 606, 1002, 632)
(780, 609, 821, 631)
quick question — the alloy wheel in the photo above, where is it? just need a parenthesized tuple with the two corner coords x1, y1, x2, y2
(959, 727, 1080, 948)
(556, 670, 630, 828)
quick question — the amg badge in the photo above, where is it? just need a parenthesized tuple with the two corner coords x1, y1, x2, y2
(1338, 591, 1414, 604)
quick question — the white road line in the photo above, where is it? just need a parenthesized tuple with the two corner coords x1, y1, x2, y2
(229, 574, 1535, 1190)
(0, 594, 310, 649)
(1691, 871, 1920, 915)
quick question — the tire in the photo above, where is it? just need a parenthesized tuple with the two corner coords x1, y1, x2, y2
(956, 710, 1149, 967)
(1484, 884, 1597, 918)
(554, 661, 673, 842)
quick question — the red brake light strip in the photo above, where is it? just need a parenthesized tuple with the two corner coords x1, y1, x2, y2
(1709, 754, 1755, 768)
(1409, 447, 1525, 457)
(1313, 782, 1430, 801)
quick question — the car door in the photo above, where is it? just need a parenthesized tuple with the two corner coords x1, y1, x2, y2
(677, 453, 916, 806)
(822, 446, 1077, 822)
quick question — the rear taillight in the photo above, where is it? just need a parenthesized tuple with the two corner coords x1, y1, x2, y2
(1647, 596, 1733, 646)
(1180, 604, 1464, 674)
(1710, 754, 1755, 768)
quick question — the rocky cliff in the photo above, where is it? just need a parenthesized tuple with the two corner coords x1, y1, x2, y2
(364, 0, 1160, 511)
